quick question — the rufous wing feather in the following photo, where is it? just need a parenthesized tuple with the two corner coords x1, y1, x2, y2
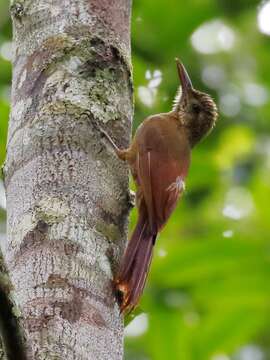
(115, 125, 190, 313)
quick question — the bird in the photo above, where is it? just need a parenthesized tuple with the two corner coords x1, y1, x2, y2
(99, 59, 218, 313)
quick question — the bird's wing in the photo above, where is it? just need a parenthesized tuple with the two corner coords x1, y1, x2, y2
(137, 141, 190, 232)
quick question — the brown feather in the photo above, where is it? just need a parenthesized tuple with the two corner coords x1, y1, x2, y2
(115, 114, 191, 313)
(101, 60, 217, 314)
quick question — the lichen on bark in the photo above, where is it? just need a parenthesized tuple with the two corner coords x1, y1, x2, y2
(4, 0, 132, 358)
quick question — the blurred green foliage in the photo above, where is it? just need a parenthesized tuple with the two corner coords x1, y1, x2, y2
(1, 1, 270, 359)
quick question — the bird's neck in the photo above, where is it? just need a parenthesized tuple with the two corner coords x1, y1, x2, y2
(169, 110, 202, 148)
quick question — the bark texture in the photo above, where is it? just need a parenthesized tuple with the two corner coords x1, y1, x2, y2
(4, 0, 132, 358)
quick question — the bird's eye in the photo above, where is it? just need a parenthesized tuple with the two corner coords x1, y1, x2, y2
(191, 103, 201, 114)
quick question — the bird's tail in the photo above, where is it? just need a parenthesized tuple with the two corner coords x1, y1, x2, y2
(114, 211, 157, 313)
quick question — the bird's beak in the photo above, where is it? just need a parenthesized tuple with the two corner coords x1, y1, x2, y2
(175, 58, 193, 101)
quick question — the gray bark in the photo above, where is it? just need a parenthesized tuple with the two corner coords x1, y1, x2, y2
(3, 0, 132, 358)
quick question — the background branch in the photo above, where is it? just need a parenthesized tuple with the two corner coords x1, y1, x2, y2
(0, 249, 26, 359)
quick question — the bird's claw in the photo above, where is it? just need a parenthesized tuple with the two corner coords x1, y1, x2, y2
(127, 190, 136, 209)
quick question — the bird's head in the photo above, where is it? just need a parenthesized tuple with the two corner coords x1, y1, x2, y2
(173, 59, 218, 147)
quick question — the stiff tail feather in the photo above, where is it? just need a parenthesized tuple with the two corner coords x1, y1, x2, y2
(114, 212, 156, 313)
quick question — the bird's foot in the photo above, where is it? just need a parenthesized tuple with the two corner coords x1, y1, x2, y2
(127, 190, 136, 209)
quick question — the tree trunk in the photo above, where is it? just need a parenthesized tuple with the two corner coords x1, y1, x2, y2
(4, 0, 132, 358)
